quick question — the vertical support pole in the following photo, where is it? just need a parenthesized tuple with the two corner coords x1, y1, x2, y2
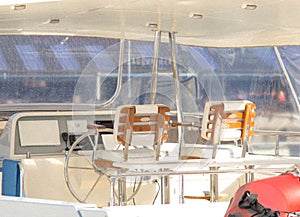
(209, 167, 219, 202)
(118, 178, 123, 206)
(118, 177, 127, 206)
(150, 31, 185, 204)
(127, 40, 132, 98)
(169, 32, 184, 158)
(109, 177, 116, 206)
(169, 31, 185, 204)
(161, 174, 170, 204)
(179, 175, 185, 204)
(151, 31, 161, 104)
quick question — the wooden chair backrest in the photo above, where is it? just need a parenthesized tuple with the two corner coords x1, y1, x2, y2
(113, 104, 170, 160)
(201, 101, 256, 158)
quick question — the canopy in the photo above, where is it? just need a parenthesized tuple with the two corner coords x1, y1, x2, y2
(1, 0, 300, 47)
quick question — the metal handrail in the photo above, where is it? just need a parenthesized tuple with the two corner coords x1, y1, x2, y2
(254, 129, 300, 156)
(255, 129, 300, 136)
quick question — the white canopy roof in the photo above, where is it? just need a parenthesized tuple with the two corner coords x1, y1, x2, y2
(1, 0, 300, 47)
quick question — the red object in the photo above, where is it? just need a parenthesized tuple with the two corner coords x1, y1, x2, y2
(225, 174, 300, 217)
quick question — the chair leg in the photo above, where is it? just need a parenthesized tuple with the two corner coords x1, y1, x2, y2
(109, 177, 116, 206)
(209, 166, 219, 202)
(118, 177, 127, 206)
(179, 175, 185, 204)
(160, 175, 170, 204)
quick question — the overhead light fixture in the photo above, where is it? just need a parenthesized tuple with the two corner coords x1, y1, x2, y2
(146, 23, 158, 29)
(48, 18, 60, 24)
(241, 3, 258, 10)
(11, 4, 26, 10)
(189, 13, 203, 19)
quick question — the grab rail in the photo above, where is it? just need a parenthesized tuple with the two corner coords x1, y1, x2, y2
(254, 130, 300, 156)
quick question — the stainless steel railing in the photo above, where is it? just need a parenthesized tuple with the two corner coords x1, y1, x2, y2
(254, 129, 300, 157)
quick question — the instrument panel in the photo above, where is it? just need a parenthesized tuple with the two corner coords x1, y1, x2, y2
(0, 111, 114, 159)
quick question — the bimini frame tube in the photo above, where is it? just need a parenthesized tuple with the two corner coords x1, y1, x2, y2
(169, 32, 184, 158)
(274, 46, 300, 114)
(150, 31, 161, 104)
(98, 38, 125, 107)
(169, 32, 185, 204)
(149, 31, 185, 204)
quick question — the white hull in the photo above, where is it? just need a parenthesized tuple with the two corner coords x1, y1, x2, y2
(0, 196, 106, 217)
(0, 196, 229, 217)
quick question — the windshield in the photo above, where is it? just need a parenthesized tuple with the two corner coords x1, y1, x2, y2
(1, 36, 299, 111)
(0, 36, 118, 105)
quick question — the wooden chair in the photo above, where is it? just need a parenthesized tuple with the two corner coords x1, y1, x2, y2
(112, 104, 170, 161)
(201, 100, 256, 159)
(93, 104, 171, 168)
(92, 104, 171, 205)
(184, 100, 256, 202)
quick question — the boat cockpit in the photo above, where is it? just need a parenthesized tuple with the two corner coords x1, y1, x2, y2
(1, 1, 300, 215)
(1, 32, 300, 211)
